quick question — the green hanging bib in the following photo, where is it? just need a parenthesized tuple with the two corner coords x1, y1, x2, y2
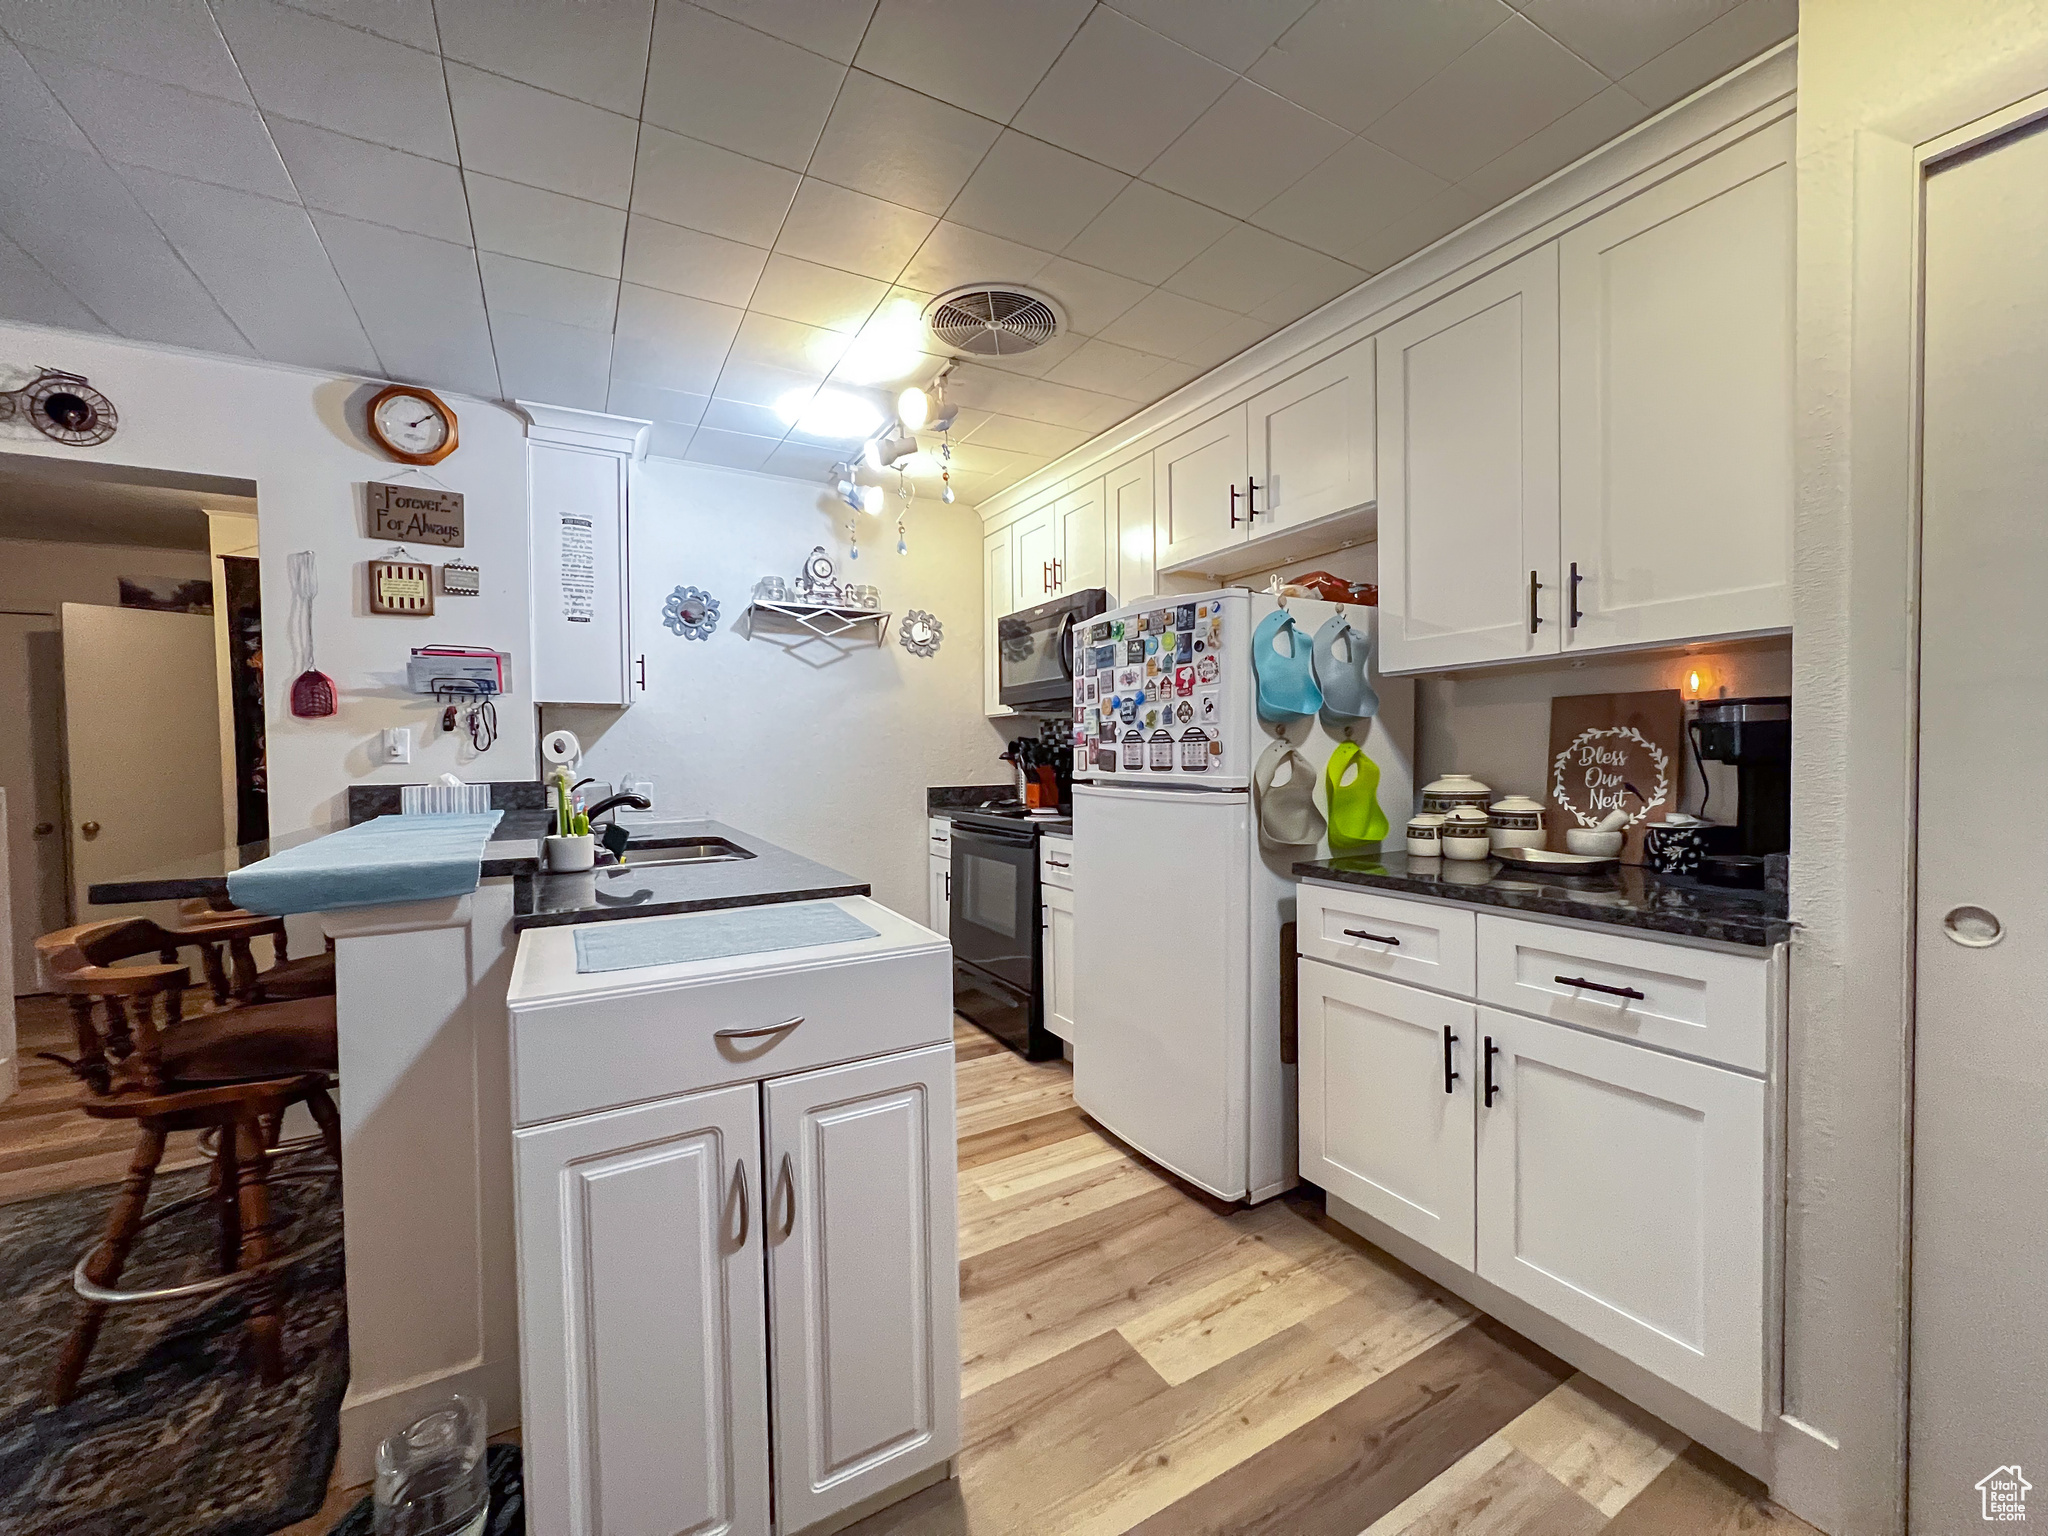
(1324, 739, 1391, 850)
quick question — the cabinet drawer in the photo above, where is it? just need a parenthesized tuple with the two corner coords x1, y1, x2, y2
(1297, 882, 1476, 994)
(1475, 913, 1768, 1074)
(1039, 836, 1073, 891)
(928, 817, 951, 854)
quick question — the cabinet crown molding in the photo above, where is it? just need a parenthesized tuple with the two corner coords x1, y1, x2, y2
(517, 399, 651, 457)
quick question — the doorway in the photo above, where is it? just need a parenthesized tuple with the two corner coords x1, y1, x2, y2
(1910, 111, 2048, 1529)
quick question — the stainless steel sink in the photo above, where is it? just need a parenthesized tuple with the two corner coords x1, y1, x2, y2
(597, 837, 752, 872)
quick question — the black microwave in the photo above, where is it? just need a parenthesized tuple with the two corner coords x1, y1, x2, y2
(997, 587, 1108, 712)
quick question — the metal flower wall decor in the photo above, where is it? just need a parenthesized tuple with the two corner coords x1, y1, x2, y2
(662, 586, 720, 640)
(900, 609, 942, 659)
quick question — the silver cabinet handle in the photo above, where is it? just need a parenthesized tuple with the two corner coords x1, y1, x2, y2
(714, 1015, 804, 1041)
(733, 1161, 750, 1247)
(779, 1152, 796, 1239)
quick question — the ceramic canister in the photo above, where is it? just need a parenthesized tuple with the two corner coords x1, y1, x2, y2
(1487, 795, 1547, 851)
(1440, 805, 1493, 861)
(1406, 813, 1446, 859)
(1645, 813, 1709, 874)
(1420, 772, 1493, 817)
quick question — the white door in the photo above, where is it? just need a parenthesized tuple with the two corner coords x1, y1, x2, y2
(1376, 245, 1561, 672)
(765, 1043, 960, 1532)
(1153, 407, 1247, 570)
(1011, 499, 1059, 611)
(62, 604, 224, 923)
(1042, 881, 1074, 1043)
(1559, 122, 1794, 651)
(1053, 477, 1105, 595)
(0, 614, 67, 984)
(1473, 1006, 1765, 1428)
(1911, 115, 2048, 1530)
(982, 524, 1013, 716)
(1299, 958, 1474, 1266)
(1072, 784, 1250, 1198)
(514, 1082, 770, 1536)
(928, 852, 950, 935)
(1248, 337, 1376, 535)
(1104, 453, 1154, 605)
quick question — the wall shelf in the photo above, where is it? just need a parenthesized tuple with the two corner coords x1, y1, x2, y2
(743, 601, 892, 645)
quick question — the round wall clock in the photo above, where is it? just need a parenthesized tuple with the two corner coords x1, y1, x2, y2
(6, 370, 118, 446)
(365, 384, 458, 465)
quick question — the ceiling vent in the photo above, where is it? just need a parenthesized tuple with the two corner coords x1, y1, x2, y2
(926, 286, 1062, 358)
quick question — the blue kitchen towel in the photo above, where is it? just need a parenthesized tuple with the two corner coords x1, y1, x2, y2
(574, 901, 878, 974)
(227, 812, 503, 915)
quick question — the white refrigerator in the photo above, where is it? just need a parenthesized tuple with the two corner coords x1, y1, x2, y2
(1068, 589, 1414, 1203)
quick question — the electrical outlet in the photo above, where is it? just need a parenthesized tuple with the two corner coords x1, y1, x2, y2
(623, 776, 655, 814)
(381, 726, 412, 764)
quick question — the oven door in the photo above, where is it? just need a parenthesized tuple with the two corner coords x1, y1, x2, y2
(949, 820, 1037, 994)
(998, 589, 1104, 711)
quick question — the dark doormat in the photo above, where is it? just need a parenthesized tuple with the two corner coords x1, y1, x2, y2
(0, 1164, 348, 1536)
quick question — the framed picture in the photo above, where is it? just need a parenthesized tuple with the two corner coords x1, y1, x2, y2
(118, 575, 214, 614)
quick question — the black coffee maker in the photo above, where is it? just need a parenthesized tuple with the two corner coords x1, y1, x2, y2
(1688, 695, 1790, 885)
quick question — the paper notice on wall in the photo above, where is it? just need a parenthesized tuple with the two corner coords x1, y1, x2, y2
(560, 514, 594, 623)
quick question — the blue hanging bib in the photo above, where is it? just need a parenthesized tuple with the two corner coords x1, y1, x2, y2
(1252, 609, 1322, 724)
(1313, 613, 1380, 724)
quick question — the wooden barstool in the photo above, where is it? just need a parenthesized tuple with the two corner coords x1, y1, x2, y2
(36, 922, 342, 1405)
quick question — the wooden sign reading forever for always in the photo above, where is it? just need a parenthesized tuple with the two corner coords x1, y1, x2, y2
(1545, 688, 1683, 863)
(367, 481, 464, 547)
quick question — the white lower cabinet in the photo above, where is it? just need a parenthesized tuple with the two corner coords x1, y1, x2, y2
(766, 1045, 960, 1532)
(929, 855, 950, 934)
(1042, 882, 1074, 1042)
(1474, 1005, 1765, 1428)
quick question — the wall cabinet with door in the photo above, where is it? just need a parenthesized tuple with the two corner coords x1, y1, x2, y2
(980, 476, 1117, 715)
(523, 403, 649, 707)
(1297, 879, 1776, 1451)
(508, 900, 960, 1536)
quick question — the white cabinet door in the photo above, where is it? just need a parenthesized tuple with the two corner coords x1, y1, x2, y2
(531, 441, 633, 704)
(1474, 1006, 1766, 1428)
(1299, 959, 1475, 1267)
(929, 853, 950, 935)
(765, 1044, 960, 1531)
(1043, 882, 1075, 1043)
(1376, 245, 1560, 673)
(982, 524, 1013, 717)
(1054, 476, 1105, 595)
(1012, 500, 1059, 611)
(515, 1083, 769, 1536)
(1249, 337, 1375, 535)
(1559, 121, 1794, 651)
(1153, 407, 1248, 570)
(1104, 453, 1154, 605)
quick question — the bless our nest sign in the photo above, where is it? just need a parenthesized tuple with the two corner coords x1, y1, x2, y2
(367, 482, 464, 548)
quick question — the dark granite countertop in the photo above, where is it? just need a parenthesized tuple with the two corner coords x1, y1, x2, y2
(926, 783, 1018, 813)
(1293, 850, 1791, 949)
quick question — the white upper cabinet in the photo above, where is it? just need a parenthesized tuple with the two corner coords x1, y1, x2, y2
(1053, 477, 1106, 596)
(1104, 454, 1155, 606)
(526, 404, 646, 707)
(1247, 337, 1376, 537)
(1011, 498, 1059, 611)
(1377, 245, 1562, 673)
(1154, 407, 1249, 570)
(1558, 120, 1795, 650)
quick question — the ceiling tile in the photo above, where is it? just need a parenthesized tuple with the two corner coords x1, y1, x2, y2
(943, 365, 1127, 430)
(466, 172, 627, 277)
(1345, 183, 1484, 273)
(0, 36, 92, 152)
(622, 213, 768, 306)
(491, 310, 615, 410)
(605, 379, 709, 426)
(762, 440, 845, 480)
(962, 326, 1087, 379)
(684, 426, 780, 470)
(1142, 79, 1350, 220)
(272, 0, 440, 50)
(1514, 0, 1740, 80)
(266, 119, 473, 243)
(698, 393, 790, 437)
(0, 0, 253, 102)
(1617, 0, 1795, 112)
(945, 440, 1045, 480)
(610, 281, 743, 394)
(1247, 0, 1510, 134)
(1010, 9, 1232, 176)
(1170, 311, 1270, 369)
(1062, 180, 1231, 285)
(806, 69, 1001, 216)
(28, 48, 296, 200)
(1129, 354, 1201, 398)
(209, 0, 458, 161)
(445, 63, 639, 208)
(435, 0, 655, 115)
(311, 211, 501, 395)
(1458, 83, 1650, 208)
(898, 221, 1051, 296)
(772, 179, 933, 282)
(1161, 222, 1359, 314)
(641, 419, 698, 457)
(120, 164, 380, 371)
(749, 253, 886, 333)
(1250, 133, 1447, 265)
(1100, 0, 1315, 72)
(644, 3, 844, 172)
(1249, 256, 1369, 326)
(824, 338, 942, 390)
(479, 251, 621, 329)
(1043, 336, 1168, 398)
(727, 309, 852, 378)
(0, 229, 106, 331)
(854, 0, 1093, 121)
(963, 412, 1088, 457)
(1030, 256, 1149, 335)
(946, 131, 1128, 251)
(0, 146, 251, 353)
(631, 124, 800, 247)
(1098, 286, 1237, 356)
(1362, 12, 1606, 183)
(715, 357, 829, 407)
(691, 0, 880, 65)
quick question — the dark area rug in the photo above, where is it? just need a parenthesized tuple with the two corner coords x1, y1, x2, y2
(324, 1443, 524, 1536)
(0, 1164, 348, 1536)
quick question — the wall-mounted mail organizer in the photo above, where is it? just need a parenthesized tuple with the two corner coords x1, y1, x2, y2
(407, 646, 511, 697)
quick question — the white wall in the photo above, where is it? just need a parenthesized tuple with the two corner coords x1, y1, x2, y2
(0, 324, 534, 836)
(0, 533, 208, 609)
(543, 459, 1008, 918)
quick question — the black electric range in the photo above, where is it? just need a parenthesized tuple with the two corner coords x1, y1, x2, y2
(949, 805, 1070, 1060)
